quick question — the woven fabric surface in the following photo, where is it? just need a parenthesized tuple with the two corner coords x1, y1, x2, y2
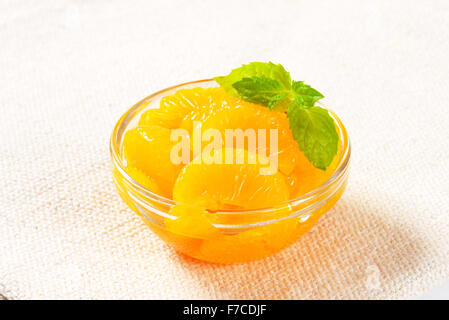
(1, 0, 448, 299)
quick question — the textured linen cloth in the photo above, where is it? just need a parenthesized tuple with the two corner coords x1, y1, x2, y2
(1, 0, 448, 300)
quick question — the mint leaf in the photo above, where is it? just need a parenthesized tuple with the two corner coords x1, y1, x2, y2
(287, 105, 339, 170)
(215, 62, 338, 170)
(232, 77, 290, 110)
(214, 62, 291, 97)
(292, 81, 324, 108)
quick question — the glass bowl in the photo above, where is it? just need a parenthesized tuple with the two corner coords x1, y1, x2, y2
(110, 79, 351, 264)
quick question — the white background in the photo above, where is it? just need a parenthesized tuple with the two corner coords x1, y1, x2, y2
(0, 0, 448, 299)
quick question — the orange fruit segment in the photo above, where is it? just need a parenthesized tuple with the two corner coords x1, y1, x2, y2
(139, 87, 236, 132)
(124, 165, 161, 195)
(122, 125, 190, 198)
(198, 218, 299, 264)
(138, 108, 182, 129)
(165, 205, 221, 240)
(202, 102, 301, 175)
(285, 138, 341, 197)
(173, 148, 289, 210)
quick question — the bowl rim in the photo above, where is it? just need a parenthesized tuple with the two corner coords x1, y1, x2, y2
(110, 79, 351, 216)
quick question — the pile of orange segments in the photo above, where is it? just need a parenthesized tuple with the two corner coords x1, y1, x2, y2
(117, 86, 342, 263)
(124, 87, 339, 204)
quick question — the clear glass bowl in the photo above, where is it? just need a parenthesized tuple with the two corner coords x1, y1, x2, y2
(110, 79, 351, 264)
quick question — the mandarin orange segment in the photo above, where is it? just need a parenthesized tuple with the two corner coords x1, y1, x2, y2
(173, 148, 289, 210)
(122, 125, 190, 198)
(285, 139, 341, 197)
(197, 205, 300, 263)
(139, 87, 236, 132)
(165, 205, 221, 240)
(202, 102, 301, 175)
(138, 108, 183, 129)
(198, 218, 300, 264)
(124, 165, 161, 195)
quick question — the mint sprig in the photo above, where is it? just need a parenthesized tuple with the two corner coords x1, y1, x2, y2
(214, 62, 338, 170)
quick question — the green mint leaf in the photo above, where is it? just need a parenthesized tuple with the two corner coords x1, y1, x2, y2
(232, 77, 290, 110)
(214, 62, 291, 97)
(216, 62, 338, 170)
(292, 80, 324, 108)
(287, 105, 338, 170)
